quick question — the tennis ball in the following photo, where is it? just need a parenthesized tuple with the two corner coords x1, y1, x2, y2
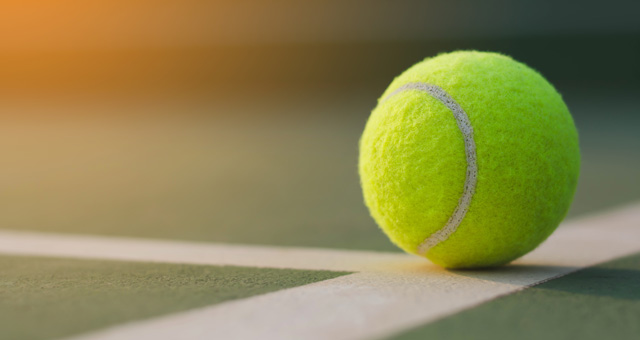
(359, 51, 580, 269)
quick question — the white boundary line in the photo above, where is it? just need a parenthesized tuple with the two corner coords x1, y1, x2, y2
(0, 203, 639, 340)
(0, 230, 424, 273)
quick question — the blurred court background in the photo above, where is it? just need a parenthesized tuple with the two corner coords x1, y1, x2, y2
(2, 0, 639, 251)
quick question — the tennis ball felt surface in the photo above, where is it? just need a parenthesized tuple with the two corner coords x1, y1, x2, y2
(359, 51, 580, 269)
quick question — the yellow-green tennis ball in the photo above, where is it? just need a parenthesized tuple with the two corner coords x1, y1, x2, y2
(359, 51, 580, 269)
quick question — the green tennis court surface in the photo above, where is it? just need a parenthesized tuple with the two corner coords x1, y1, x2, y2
(0, 256, 347, 340)
(0, 91, 639, 339)
(1, 204, 639, 340)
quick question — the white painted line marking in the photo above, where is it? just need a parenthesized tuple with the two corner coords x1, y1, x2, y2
(0, 203, 639, 340)
(0, 231, 425, 272)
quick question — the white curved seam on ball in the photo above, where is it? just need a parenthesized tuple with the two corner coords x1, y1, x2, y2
(381, 82, 478, 255)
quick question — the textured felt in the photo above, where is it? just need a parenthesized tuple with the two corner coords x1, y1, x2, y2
(359, 51, 580, 268)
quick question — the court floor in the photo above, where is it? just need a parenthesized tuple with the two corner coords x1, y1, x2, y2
(1, 90, 638, 340)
